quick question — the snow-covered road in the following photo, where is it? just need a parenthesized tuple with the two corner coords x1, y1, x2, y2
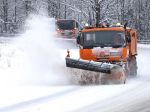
(0, 15, 150, 112)
(0, 39, 150, 112)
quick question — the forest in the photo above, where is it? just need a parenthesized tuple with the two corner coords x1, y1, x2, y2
(0, 0, 149, 40)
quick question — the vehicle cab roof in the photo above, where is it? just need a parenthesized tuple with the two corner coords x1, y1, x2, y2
(81, 27, 125, 33)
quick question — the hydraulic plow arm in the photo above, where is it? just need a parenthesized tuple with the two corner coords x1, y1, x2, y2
(66, 57, 114, 74)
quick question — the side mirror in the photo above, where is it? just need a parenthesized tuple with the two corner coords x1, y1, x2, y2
(127, 36, 131, 43)
(77, 35, 80, 44)
(124, 21, 128, 29)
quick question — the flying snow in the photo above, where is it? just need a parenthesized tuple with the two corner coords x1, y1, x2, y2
(0, 15, 71, 86)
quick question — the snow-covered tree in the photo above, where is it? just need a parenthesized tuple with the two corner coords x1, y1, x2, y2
(0, 0, 149, 39)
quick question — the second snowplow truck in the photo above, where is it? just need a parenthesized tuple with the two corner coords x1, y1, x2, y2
(66, 23, 137, 84)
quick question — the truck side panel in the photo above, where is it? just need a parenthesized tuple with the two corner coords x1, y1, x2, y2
(130, 30, 137, 56)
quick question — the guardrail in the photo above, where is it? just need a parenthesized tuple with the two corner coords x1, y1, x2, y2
(0, 33, 19, 37)
(138, 40, 150, 44)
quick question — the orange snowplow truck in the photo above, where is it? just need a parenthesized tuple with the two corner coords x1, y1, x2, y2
(66, 23, 137, 84)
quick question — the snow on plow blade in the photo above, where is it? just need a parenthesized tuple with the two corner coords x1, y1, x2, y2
(65, 57, 126, 84)
(66, 57, 112, 74)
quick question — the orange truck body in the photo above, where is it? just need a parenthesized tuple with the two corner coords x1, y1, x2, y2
(79, 27, 137, 63)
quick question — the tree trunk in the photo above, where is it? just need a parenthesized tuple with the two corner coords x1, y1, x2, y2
(95, 0, 100, 27)
(64, 0, 67, 19)
(58, 0, 61, 18)
(3, 0, 8, 33)
(14, 0, 17, 23)
(25, 0, 31, 17)
(121, 0, 125, 24)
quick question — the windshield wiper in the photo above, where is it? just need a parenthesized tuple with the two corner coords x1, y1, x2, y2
(83, 43, 116, 49)
(93, 43, 113, 48)
(112, 44, 123, 48)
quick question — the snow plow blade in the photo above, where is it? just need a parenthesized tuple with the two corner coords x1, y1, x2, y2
(66, 57, 112, 74)
(66, 57, 126, 84)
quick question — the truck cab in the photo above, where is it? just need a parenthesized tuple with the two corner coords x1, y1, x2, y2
(77, 25, 137, 76)
(55, 19, 80, 38)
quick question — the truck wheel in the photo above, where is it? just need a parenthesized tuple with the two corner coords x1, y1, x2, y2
(129, 57, 137, 77)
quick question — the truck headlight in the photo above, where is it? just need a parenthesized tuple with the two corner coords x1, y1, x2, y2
(110, 50, 121, 56)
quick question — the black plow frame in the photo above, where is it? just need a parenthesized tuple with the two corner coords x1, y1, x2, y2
(65, 57, 113, 74)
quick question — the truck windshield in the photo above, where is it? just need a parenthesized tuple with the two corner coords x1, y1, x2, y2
(82, 31, 126, 48)
(56, 20, 75, 30)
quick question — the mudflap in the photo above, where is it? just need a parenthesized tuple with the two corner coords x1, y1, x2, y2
(66, 57, 126, 85)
